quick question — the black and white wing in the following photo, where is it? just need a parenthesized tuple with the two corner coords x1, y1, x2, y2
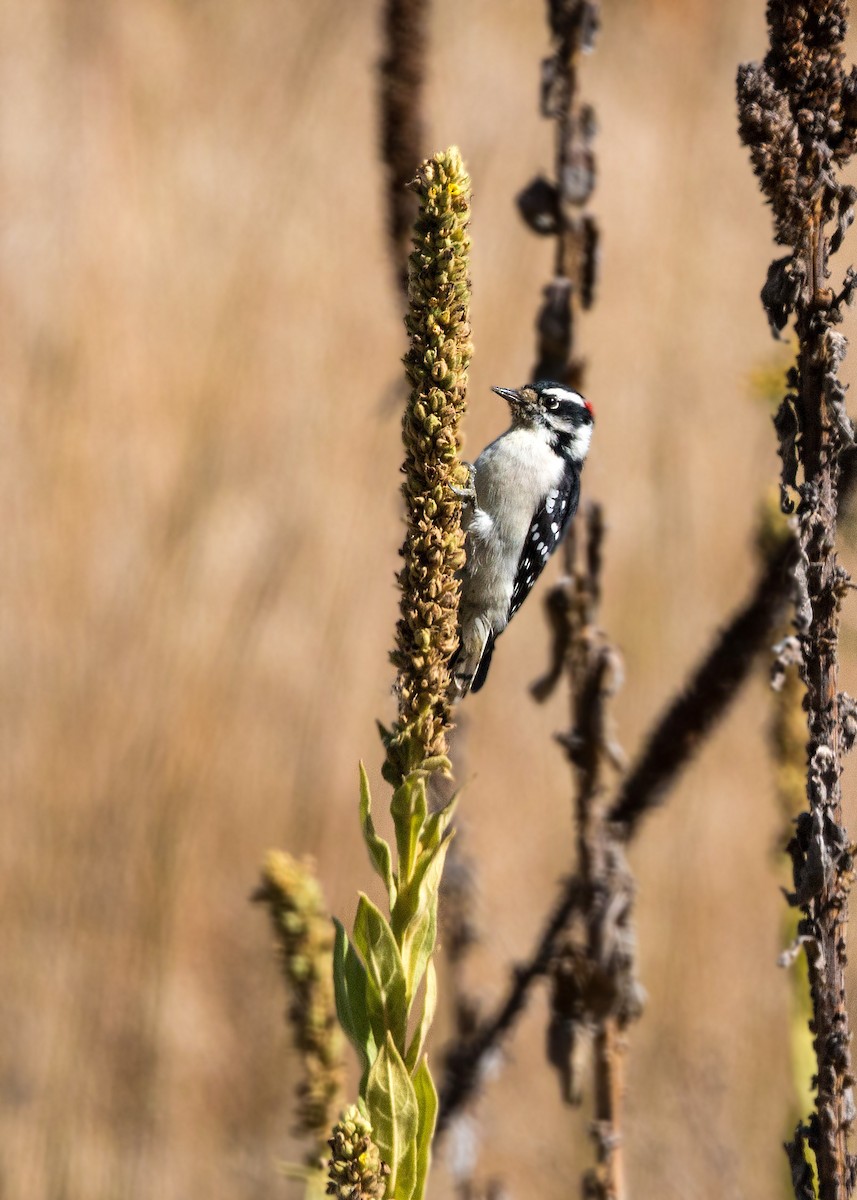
(508, 470, 580, 621)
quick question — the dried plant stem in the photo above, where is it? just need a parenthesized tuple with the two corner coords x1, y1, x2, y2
(549, 511, 637, 1200)
(738, 2, 857, 1192)
(608, 451, 856, 835)
(437, 877, 585, 1136)
(794, 219, 853, 1196)
(592, 1022, 626, 1199)
(548, 0, 598, 292)
(761, 496, 818, 1173)
(517, 0, 599, 387)
(440, 1, 857, 1169)
(441, 3, 628, 1153)
(438, 516, 643, 1179)
(524, 20, 639, 1187)
(609, 532, 797, 833)
(521, 10, 635, 1188)
(378, 0, 428, 296)
(437, 506, 803, 1132)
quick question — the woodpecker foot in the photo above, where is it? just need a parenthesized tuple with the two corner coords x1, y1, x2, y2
(451, 462, 477, 504)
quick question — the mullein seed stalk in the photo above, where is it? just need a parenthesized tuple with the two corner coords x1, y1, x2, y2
(386, 147, 472, 785)
(326, 147, 472, 1200)
(254, 852, 344, 1162)
(758, 492, 818, 1187)
(738, 4, 857, 1194)
(327, 1106, 390, 1200)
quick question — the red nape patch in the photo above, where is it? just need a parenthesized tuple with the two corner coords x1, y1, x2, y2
(584, 399, 594, 416)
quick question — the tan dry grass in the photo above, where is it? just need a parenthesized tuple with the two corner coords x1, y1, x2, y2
(3, 0, 857, 1197)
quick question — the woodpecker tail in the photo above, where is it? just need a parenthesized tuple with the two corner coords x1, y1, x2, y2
(469, 634, 496, 693)
(449, 620, 496, 700)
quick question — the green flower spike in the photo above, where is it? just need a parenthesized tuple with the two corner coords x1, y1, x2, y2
(327, 1106, 391, 1200)
(386, 146, 473, 785)
(331, 147, 471, 1200)
(254, 851, 344, 1158)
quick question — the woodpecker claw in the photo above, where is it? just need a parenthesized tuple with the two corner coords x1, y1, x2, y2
(451, 462, 477, 504)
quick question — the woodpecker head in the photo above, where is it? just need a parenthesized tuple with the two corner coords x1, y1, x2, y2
(492, 381, 594, 463)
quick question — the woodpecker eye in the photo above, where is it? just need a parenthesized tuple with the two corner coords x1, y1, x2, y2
(543, 396, 559, 411)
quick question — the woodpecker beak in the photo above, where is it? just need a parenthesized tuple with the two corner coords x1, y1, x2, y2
(492, 386, 525, 408)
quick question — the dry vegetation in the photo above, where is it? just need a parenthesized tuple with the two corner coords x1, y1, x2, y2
(5, 0, 857, 1197)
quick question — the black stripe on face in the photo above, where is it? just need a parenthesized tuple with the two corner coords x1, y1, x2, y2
(537, 384, 594, 425)
(555, 402, 593, 426)
(549, 427, 578, 456)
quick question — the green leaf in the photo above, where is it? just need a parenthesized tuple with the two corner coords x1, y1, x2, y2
(366, 1033, 419, 1200)
(353, 894, 409, 1053)
(417, 754, 452, 776)
(411, 1056, 438, 1200)
(395, 829, 455, 934)
(399, 902, 437, 1005)
(359, 763, 397, 906)
(390, 773, 427, 884)
(406, 959, 437, 1071)
(332, 919, 378, 1072)
(421, 793, 458, 852)
(417, 828, 454, 899)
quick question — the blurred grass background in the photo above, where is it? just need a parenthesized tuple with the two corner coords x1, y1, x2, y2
(4, 0, 857, 1197)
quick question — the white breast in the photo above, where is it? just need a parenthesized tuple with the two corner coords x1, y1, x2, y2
(474, 427, 563, 545)
(459, 427, 564, 630)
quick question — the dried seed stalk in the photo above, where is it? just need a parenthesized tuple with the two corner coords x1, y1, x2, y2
(435, 465, 856, 1129)
(545, 510, 640, 1200)
(517, 0, 600, 387)
(738, 3, 857, 1194)
(609, 531, 798, 833)
(378, 0, 428, 296)
(253, 852, 344, 1162)
(385, 148, 472, 785)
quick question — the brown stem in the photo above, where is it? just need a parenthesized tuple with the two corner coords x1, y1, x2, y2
(737, 8, 857, 1189)
(436, 877, 584, 1135)
(437, 519, 797, 1133)
(436, 463, 857, 1134)
(793, 211, 853, 1198)
(609, 533, 797, 833)
(523, 0, 600, 387)
(558, 512, 633, 1200)
(378, 0, 428, 297)
(590, 1020, 626, 1200)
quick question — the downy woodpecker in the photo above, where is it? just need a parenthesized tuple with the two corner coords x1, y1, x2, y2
(451, 381, 594, 697)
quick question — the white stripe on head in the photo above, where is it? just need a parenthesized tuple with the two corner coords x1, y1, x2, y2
(542, 386, 586, 406)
